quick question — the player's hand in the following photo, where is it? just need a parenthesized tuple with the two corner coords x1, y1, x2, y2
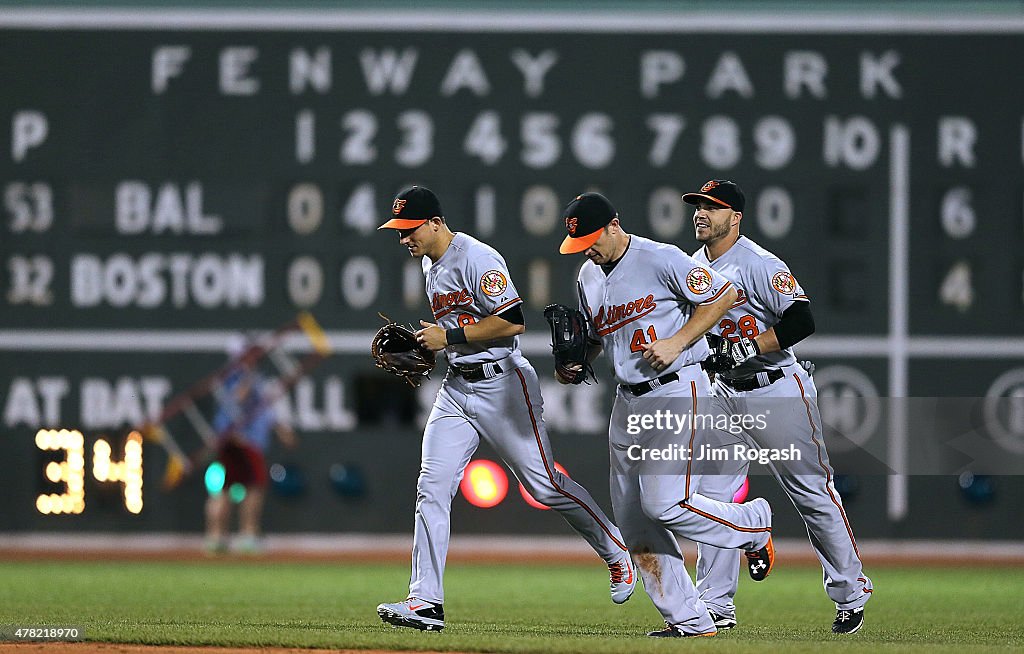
(641, 338, 683, 372)
(416, 320, 449, 351)
(555, 363, 582, 384)
(704, 334, 759, 373)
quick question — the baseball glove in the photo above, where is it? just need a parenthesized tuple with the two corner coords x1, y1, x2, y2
(703, 333, 760, 374)
(371, 313, 436, 387)
(543, 303, 597, 385)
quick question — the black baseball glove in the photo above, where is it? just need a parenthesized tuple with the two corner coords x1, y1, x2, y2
(371, 313, 436, 387)
(703, 333, 760, 374)
(543, 303, 597, 385)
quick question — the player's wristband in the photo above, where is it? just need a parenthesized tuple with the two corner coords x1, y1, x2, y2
(445, 327, 467, 345)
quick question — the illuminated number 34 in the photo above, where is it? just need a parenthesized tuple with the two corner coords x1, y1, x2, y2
(35, 429, 143, 516)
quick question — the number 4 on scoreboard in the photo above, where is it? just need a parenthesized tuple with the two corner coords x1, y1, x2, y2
(940, 260, 973, 313)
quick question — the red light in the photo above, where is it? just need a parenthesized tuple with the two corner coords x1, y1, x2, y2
(459, 459, 508, 508)
(733, 476, 750, 503)
(519, 462, 570, 510)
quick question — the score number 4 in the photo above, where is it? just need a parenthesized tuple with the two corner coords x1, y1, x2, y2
(35, 429, 143, 516)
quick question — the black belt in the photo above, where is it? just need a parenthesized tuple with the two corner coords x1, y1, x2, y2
(621, 372, 679, 397)
(450, 361, 504, 382)
(721, 368, 785, 392)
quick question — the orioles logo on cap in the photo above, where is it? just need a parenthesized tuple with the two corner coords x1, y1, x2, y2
(566, 216, 578, 235)
(392, 198, 407, 215)
(701, 180, 719, 193)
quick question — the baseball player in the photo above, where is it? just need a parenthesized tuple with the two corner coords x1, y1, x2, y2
(557, 192, 775, 638)
(375, 186, 635, 632)
(683, 179, 873, 634)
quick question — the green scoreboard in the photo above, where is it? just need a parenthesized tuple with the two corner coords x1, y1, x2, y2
(2, 10, 1023, 534)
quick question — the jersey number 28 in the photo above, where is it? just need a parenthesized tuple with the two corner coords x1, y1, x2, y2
(719, 315, 759, 341)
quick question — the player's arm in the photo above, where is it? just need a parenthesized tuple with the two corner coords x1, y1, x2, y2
(740, 259, 813, 356)
(752, 300, 815, 354)
(464, 305, 527, 341)
(580, 283, 603, 364)
(642, 285, 737, 370)
(417, 305, 525, 350)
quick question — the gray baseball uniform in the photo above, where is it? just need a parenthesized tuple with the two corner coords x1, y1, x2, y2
(578, 235, 772, 634)
(691, 236, 873, 618)
(408, 232, 628, 604)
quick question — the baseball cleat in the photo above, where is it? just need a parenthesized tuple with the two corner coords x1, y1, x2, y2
(376, 598, 444, 631)
(608, 554, 637, 604)
(709, 610, 737, 630)
(832, 607, 864, 634)
(745, 534, 774, 581)
(646, 622, 717, 638)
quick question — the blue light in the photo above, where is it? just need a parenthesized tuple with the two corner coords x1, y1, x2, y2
(204, 462, 226, 495)
(329, 463, 367, 498)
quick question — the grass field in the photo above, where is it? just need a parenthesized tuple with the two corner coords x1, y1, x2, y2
(1, 559, 1023, 653)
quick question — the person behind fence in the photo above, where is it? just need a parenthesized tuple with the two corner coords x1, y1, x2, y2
(204, 336, 297, 554)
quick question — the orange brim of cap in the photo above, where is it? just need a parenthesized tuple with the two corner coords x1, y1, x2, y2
(377, 218, 428, 230)
(559, 228, 603, 254)
(681, 193, 732, 209)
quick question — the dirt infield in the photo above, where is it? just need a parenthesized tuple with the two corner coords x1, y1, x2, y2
(2, 543, 1023, 567)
